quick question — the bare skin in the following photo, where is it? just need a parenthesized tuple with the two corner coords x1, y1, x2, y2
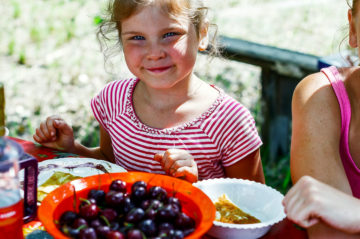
(283, 176, 360, 234)
(288, 60, 360, 238)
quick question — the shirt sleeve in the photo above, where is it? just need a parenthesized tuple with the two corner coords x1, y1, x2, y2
(90, 79, 131, 131)
(221, 104, 262, 167)
(91, 88, 109, 131)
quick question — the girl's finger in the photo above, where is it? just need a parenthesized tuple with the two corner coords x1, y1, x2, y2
(33, 133, 42, 143)
(286, 197, 305, 224)
(287, 193, 321, 229)
(35, 127, 49, 142)
(162, 153, 176, 174)
(304, 217, 319, 228)
(54, 119, 72, 135)
(173, 167, 197, 183)
(283, 179, 302, 206)
(39, 121, 52, 139)
(291, 197, 321, 228)
(283, 190, 303, 220)
(154, 153, 163, 163)
(169, 159, 194, 174)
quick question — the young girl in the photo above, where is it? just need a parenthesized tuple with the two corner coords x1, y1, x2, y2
(283, 0, 360, 237)
(33, 0, 264, 184)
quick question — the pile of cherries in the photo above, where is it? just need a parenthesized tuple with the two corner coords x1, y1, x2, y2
(58, 179, 195, 239)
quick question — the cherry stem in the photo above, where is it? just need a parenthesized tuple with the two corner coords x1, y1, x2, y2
(76, 224, 87, 231)
(97, 174, 102, 190)
(72, 185, 77, 212)
(79, 198, 92, 205)
(100, 215, 111, 227)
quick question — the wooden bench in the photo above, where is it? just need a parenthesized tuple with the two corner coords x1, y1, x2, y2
(216, 36, 323, 161)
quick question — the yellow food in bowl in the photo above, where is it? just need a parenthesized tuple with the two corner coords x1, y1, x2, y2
(37, 171, 81, 202)
(214, 194, 260, 224)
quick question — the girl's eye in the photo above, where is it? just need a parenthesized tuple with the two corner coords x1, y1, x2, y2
(163, 32, 179, 38)
(131, 35, 145, 40)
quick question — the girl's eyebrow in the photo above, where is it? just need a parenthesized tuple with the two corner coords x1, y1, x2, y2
(122, 26, 185, 36)
(162, 26, 184, 32)
(121, 31, 143, 36)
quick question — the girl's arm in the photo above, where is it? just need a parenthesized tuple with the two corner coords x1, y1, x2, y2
(34, 116, 115, 163)
(72, 125, 115, 163)
(224, 148, 265, 184)
(290, 73, 357, 238)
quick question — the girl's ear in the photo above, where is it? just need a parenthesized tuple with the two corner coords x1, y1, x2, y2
(198, 20, 209, 51)
(348, 9, 358, 48)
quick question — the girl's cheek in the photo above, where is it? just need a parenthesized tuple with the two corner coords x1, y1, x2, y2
(123, 44, 146, 57)
(123, 39, 148, 49)
(171, 41, 186, 55)
(174, 35, 199, 55)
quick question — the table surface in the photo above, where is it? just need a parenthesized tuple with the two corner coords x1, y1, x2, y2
(12, 137, 308, 239)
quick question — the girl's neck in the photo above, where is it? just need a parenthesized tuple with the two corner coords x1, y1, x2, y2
(132, 74, 219, 129)
(135, 74, 203, 112)
(344, 67, 360, 121)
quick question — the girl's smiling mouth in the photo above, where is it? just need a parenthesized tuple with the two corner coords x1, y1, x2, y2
(146, 65, 173, 74)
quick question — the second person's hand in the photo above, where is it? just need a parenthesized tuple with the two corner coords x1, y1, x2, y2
(33, 115, 75, 152)
(282, 176, 360, 234)
(154, 149, 198, 183)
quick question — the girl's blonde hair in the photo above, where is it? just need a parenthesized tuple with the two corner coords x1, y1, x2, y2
(348, 0, 359, 15)
(97, 0, 219, 68)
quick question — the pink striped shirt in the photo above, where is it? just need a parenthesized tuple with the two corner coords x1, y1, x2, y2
(91, 78, 262, 180)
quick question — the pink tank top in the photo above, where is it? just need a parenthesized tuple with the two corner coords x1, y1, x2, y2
(321, 66, 360, 198)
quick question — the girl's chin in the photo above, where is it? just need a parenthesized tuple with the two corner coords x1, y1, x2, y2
(141, 78, 181, 90)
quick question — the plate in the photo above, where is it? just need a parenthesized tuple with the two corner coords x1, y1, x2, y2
(19, 157, 127, 202)
(35, 157, 127, 186)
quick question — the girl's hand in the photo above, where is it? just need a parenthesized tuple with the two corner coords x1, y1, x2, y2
(33, 115, 75, 152)
(282, 176, 360, 234)
(154, 149, 198, 183)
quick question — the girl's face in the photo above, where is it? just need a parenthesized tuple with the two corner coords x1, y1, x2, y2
(120, 5, 207, 90)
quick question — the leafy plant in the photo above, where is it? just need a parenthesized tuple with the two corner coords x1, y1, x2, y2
(260, 144, 292, 194)
(8, 40, 15, 56)
(93, 16, 103, 25)
(18, 49, 26, 65)
(12, 1, 21, 19)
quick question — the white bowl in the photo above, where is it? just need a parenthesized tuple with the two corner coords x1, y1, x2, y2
(193, 178, 286, 239)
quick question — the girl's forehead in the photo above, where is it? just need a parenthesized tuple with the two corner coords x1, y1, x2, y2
(136, 3, 188, 20)
(122, 5, 190, 29)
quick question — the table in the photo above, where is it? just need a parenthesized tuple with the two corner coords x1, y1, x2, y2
(11, 137, 308, 239)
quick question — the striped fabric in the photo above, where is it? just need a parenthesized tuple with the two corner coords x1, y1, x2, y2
(91, 78, 262, 180)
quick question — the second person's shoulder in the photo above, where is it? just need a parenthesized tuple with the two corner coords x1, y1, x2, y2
(294, 71, 329, 100)
(291, 69, 342, 129)
(292, 70, 337, 110)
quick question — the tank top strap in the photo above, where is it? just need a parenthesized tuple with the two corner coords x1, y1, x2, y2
(321, 66, 351, 138)
(321, 66, 360, 198)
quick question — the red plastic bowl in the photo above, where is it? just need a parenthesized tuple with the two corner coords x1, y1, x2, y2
(38, 172, 215, 238)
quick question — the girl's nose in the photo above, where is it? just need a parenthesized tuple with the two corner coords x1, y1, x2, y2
(146, 43, 166, 61)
